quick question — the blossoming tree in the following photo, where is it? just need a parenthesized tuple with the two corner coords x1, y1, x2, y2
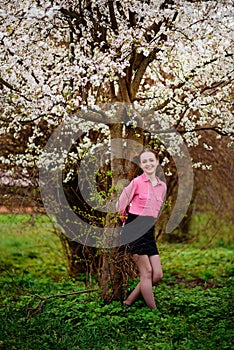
(0, 0, 233, 300)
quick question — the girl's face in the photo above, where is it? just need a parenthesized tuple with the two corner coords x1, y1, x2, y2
(139, 151, 159, 176)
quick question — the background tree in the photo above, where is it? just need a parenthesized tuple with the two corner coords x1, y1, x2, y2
(0, 0, 233, 301)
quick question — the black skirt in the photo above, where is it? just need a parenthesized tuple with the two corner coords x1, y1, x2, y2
(121, 213, 159, 256)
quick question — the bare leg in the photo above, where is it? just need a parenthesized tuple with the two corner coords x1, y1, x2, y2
(123, 282, 141, 306)
(124, 254, 163, 308)
(149, 255, 163, 285)
(124, 254, 156, 309)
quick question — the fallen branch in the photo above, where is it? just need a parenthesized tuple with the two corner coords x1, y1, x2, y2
(26, 288, 98, 319)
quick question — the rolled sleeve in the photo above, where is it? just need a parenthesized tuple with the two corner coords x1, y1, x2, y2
(116, 181, 135, 219)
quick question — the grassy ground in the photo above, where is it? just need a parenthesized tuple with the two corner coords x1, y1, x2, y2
(0, 214, 233, 350)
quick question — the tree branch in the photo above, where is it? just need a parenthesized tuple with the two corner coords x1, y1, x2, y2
(108, 0, 118, 34)
(131, 48, 160, 100)
(128, 8, 137, 27)
(200, 76, 234, 95)
(26, 288, 98, 319)
(118, 77, 131, 102)
(180, 126, 234, 137)
(71, 107, 125, 124)
(0, 77, 32, 102)
(116, 1, 128, 23)
(0, 77, 20, 92)
(131, 4, 178, 100)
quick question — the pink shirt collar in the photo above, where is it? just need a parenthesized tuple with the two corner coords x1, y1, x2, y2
(141, 172, 163, 185)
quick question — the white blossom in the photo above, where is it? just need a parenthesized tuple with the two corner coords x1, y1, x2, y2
(0, 0, 233, 173)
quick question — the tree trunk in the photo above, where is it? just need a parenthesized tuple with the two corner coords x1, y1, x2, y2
(56, 230, 100, 285)
(99, 117, 144, 303)
(98, 122, 124, 302)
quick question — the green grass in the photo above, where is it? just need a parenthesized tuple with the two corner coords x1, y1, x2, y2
(190, 212, 234, 248)
(0, 214, 233, 350)
(0, 214, 67, 278)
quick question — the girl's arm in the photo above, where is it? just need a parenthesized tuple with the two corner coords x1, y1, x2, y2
(116, 180, 136, 221)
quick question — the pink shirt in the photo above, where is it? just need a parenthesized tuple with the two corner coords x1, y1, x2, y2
(117, 173, 167, 221)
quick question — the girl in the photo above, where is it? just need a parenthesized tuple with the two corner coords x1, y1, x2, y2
(116, 148, 167, 309)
